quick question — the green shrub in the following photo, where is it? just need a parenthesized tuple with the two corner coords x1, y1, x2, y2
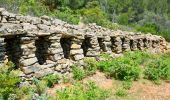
(115, 88, 128, 97)
(136, 23, 159, 34)
(17, 85, 35, 99)
(54, 7, 80, 24)
(97, 61, 113, 72)
(117, 13, 129, 25)
(99, 53, 113, 61)
(123, 51, 152, 65)
(110, 58, 141, 81)
(161, 52, 170, 59)
(42, 74, 60, 88)
(56, 81, 110, 100)
(98, 51, 153, 81)
(0, 62, 21, 99)
(80, 1, 111, 28)
(158, 31, 170, 42)
(168, 13, 170, 20)
(61, 75, 71, 83)
(144, 58, 170, 81)
(122, 81, 133, 90)
(98, 55, 141, 81)
(18, 79, 51, 100)
(144, 61, 161, 80)
(19, 0, 51, 16)
(32, 78, 47, 95)
(81, 7, 108, 24)
(72, 66, 86, 80)
(84, 58, 97, 76)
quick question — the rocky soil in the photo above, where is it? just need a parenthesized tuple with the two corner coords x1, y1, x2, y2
(47, 71, 170, 100)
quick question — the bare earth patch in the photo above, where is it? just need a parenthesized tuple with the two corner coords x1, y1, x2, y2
(47, 71, 170, 100)
(128, 81, 170, 100)
(83, 71, 113, 89)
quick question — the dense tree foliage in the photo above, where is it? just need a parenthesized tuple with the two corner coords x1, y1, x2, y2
(0, 0, 170, 41)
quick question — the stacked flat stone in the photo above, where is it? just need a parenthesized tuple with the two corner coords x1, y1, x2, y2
(103, 35, 112, 53)
(110, 31, 123, 53)
(0, 8, 169, 79)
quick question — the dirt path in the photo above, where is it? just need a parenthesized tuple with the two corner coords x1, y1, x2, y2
(127, 81, 170, 100)
(83, 71, 113, 89)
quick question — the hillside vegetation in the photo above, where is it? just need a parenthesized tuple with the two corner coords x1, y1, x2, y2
(1, 51, 170, 99)
(0, 0, 170, 41)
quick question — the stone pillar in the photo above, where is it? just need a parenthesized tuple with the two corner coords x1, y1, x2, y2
(155, 39, 161, 53)
(49, 33, 68, 73)
(48, 33, 63, 62)
(70, 37, 84, 61)
(111, 36, 122, 54)
(152, 40, 157, 48)
(148, 39, 153, 49)
(98, 37, 105, 52)
(122, 36, 130, 52)
(103, 36, 112, 53)
(19, 36, 39, 75)
(159, 38, 167, 52)
(143, 38, 149, 49)
(85, 36, 100, 57)
(53, 34, 74, 75)
(27, 33, 56, 78)
(150, 36, 162, 53)
(137, 38, 144, 50)
(19, 35, 53, 78)
(130, 39, 138, 51)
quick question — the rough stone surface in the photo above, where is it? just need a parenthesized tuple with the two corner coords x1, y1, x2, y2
(34, 68, 53, 78)
(0, 8, 169, 80)
(21, 58, 38, 66)
(71, 44, 81, 49)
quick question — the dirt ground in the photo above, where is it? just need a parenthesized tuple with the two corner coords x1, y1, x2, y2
(47, 71, 170, 100)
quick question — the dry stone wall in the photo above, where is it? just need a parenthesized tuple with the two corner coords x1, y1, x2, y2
(0, 8, 169, 79)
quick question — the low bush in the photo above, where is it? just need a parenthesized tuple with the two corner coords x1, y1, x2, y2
(17, 85, 35, 99)
(97, 61, 113, 72)
(117, 13, 129, 25)
(18, 0, 51, 16)
(0, 62, 21, 99)
(56, 81, 110, 100)
(32, 78, 47, 95)
(54, 7, 80, 24)
(109, 58, 141, 81)
(115, 88, 128, 97)
(122, 81, 133, 90)
(61, 75, 71, 83)
(42, 74, 60, 88)
(99, 53, 113, 61)
(144, 58, 170, 81)
(71, 58, 97, 81)
(98, 52, 142, 81)
(84, 58, 97, 76)
(98, 51, 170, 83)
(18, 78, 52, 100)
(72, 66, 86, 80)
(136, 23, 159, 34)
(123, 51, 152, 65)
